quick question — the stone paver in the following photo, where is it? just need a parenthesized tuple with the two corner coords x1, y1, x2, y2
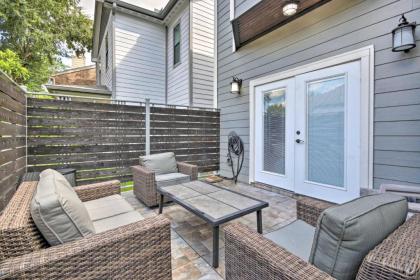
(122, 180, 296, 279)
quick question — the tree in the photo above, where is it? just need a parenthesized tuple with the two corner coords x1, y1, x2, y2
(0, 49, 29, 83)
(0, 0, 92, 90)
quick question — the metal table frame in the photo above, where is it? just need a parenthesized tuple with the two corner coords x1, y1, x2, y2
(157, 182, 269, 268)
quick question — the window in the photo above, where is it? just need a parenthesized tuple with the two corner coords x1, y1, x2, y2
(173, 23, 181, 66)
(105, 34, 109, 70)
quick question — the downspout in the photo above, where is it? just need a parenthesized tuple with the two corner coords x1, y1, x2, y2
(188, 0, 193, 107)
(213, 0, 217, 109)
(95, 62, 100, 86)
(111, 3, 117, 99)
(165, 26, 168, 105)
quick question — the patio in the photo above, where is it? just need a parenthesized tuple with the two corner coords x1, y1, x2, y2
(0, 67, 419, 280)
(121, 179, 297, 280)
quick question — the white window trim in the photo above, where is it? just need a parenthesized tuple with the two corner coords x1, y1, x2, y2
(249, 45, 375, 189)
(173, 22, 182, 67)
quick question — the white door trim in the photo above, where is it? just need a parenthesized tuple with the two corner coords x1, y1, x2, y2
(254, 78, 295, 191)
(249, 45, 375, 189)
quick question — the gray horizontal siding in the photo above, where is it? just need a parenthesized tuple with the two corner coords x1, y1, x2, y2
(234, 0, 261, 18)
(114, 13, 166, 103)
(167, 4, 190, 106)
(217, 0, 420, 188)
(191, 0, 215, 108)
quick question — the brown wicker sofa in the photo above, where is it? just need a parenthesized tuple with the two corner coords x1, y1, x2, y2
(224, 197, 420, 280)
(131, 153, 198, 207)
(0, 180, 172, 280)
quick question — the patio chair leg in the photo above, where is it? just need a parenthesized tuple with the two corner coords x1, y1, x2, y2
(257, 210, 263, 234)
(159, 194, 164, 214)
(212, 226, 219, 268)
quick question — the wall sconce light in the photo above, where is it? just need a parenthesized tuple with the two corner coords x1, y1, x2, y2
(283, 1, 299, 17)
(231, 76, 242, 94)
(392, 14, 416, 53)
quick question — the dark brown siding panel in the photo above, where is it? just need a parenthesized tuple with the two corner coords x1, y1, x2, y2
(0, 72, 27, 211)
(149, 106, 220, 173)
(27, 98, 220, 184)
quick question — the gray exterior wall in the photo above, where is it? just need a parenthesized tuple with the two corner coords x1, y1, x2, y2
(167, 2, 191, 106)
(114, 13, 166, 103)
(234, 0, 261, 18)
(191, 0, 216, 108)
(94, 1, 216, 107)
(218, 0, 420, 188)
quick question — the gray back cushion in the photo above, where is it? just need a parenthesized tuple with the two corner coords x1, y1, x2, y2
(31, 169, 95, 246)
(140, 152, 178, 175)
(309, 194, 407, 280)
(39, 169, 74, 192)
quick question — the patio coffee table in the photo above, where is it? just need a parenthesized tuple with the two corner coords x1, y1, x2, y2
(157, 180, 269, 268)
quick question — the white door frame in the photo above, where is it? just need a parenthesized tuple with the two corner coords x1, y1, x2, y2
(254, 78, 295, 191)
(249, 45, 375, 189)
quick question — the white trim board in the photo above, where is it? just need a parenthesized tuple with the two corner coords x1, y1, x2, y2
(229, 0, 235, 21)
(230, 0, 236, 53)
(249, 45, 375, 189)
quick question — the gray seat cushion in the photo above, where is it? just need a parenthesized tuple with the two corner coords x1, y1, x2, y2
(140, 152, 178, 175)
(31, 169, 95, 246)
(84, 194, 134, 221)
(156, 172, 191, 187)
(265, 220, 315, 261)
(310, 193, 408, 280)
(93, 211, 143, 233)
(84, 194, 144, 233)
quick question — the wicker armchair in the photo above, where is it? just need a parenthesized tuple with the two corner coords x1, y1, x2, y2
(131, 162, 198, 207)
(0, 180, 172, 280)
(225, 197, 420, 280)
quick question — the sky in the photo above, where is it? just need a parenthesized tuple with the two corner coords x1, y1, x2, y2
(80, 0, 95, 19)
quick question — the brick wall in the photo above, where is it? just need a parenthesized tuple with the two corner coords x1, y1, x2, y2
(52, 66, 96, 86)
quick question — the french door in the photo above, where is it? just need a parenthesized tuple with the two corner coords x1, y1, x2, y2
(254, 79, 295, 191)
(254, 61, 362, 203)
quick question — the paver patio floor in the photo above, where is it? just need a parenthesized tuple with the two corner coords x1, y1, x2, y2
(122, 180, 297, 280)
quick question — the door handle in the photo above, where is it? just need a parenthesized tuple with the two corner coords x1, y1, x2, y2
(295, 139, 304, 144)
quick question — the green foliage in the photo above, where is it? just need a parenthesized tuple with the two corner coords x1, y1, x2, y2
(0, 0, 92, 90)
(0, 49, 29, 83)
(266, 104, 285, 114)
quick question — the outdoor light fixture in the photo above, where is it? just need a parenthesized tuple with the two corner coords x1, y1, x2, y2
(392, 14, 416, 52)
(231, 76, 242, 94)
(282, 1, 299, 16)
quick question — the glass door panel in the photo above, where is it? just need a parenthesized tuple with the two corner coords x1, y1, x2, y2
(263, 89, 286, 175)
(254, 79, 295, 191)
(307, 77, 345, 188)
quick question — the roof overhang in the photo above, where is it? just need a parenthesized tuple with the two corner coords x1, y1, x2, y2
(105, 0, 179, 21)
(232, 0, 332, 49)
(52, 65, 96, 76)
(92, 0, 106, 61)
(92, 0, 183, 61)
(46, 84, 112, 96)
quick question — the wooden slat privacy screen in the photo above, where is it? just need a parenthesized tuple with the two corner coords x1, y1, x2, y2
(27, 97, 220, 185)
(0, 72, 27, 211)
